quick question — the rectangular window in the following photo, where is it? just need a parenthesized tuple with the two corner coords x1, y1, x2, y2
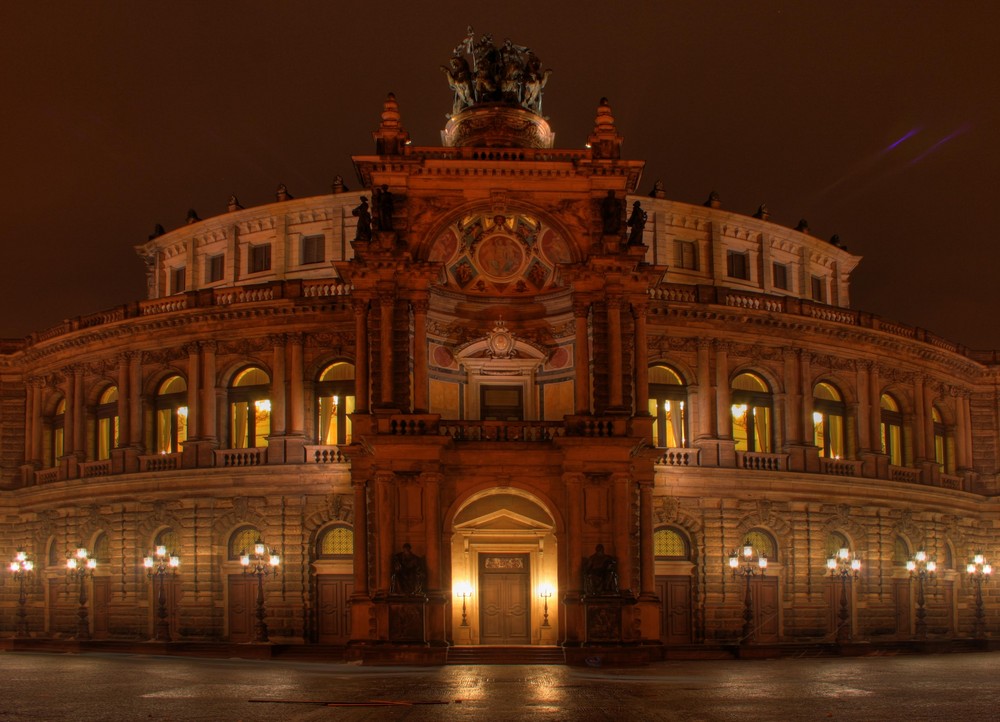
(811, 275, 826, 302)
(249, 244, 272, 274)
(772, 262, 789, 290)
(674, 240, 698, 270)
(206, 254, 225, 283)
(171, 267, 186, 294)
(727, 250, 749, 280)
(301, 234, 325, 265)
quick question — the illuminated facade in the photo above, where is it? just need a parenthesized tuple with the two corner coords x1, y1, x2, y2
(1, 37, 998, 661)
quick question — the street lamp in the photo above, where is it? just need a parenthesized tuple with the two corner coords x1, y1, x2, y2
(8, 549, 34, 638)
(454, 581, 472, 627)
(729, 540, 767, 643)
(539, 583, 554, 628)
(144, 545, 180, 642)
(907, 550, 936, 640)
(240, 540, 280, 643)
(966, 553, 992, 640)
(826, 546, 862, 642)
(66, 545, 97, 640)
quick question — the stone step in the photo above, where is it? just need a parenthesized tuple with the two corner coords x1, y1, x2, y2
(447, 645, 565, 665)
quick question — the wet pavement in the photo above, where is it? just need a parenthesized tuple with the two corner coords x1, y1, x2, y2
(0, 650, 995, 721)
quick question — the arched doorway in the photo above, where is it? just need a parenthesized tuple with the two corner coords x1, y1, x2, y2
(450, 489, 558, 645)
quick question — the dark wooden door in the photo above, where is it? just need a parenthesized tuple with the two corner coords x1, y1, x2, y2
(479, 554, 530, 644)
(316, 575, 354, 644)
(752, 577, 780, 642)
(480, 386, 523, 421)
(826, 578, 853, 638)
(894, 579, 911, 638)
(151, 577, 182, 638)
(656, 575, 693, 644)
(228, 575, 255, 642)
(92, 578, 110, 638)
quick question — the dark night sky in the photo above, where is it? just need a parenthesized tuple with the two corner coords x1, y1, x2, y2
(2, 2, 998, 349)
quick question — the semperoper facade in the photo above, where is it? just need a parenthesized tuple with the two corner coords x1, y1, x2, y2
(1, 31, 998, 663)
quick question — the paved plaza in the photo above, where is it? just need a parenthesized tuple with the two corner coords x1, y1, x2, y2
(0, 650, 995, 721)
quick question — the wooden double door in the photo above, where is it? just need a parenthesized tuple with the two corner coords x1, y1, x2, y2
(316, 574, 353, 644)
(479, 553, 531, 644)
(656, 575, 693, 644)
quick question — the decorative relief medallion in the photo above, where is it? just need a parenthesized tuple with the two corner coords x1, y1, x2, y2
(484, 556, 525, 569)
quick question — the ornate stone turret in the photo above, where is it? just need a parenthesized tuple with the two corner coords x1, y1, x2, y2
(587, 98, 624, 160)
(373, 93, 410, 156)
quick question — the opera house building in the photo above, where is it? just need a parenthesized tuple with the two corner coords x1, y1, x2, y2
(2, 34, 997, 664)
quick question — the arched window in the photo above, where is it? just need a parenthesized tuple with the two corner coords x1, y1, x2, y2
(229, 367, 271, 448)
(316, 524, 354, 558)
(893, 536, 910, 567)
(880, 393, 902, 465)
(47, 538, 61, 568)
(316, 362, 355, 446)
(96, 386, 120, 461)
(932, 406, 948, 473)
(228, 526, 260, 560)
(742, 529, 777, 562)
(155, 375, 188, 454)
(155, 528, 180, 554)
(93, 533, 111, 565)
(813, 382, 845, 458)
(732, 373, 772, 453)
(653, 527, 690, 560)
(648, 365, 688, 449)
(825, 531, 850, 559)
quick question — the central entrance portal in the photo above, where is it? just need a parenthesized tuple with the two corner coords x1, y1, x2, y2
(479, 554, 531, 644)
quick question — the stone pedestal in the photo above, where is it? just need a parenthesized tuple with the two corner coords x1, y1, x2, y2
(583, 595, 634, 645)
(384, 595, 428, 643)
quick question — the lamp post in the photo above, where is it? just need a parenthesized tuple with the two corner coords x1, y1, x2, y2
(454, 582, 472, 627)
(66, 545, 97, 640)
(144, 545, 180, 642)
(9, 549, 34, 638)
(907, 550, 936, 640)
(539, 584, 554, 628)
(240, 540, 280, 643)
(729, 540, 767, 643)
(966, 553, 992, 640)
(826, 546, 861, 642)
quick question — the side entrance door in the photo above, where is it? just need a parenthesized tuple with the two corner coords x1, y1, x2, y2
(316, 574, 354, 644)
(752, 577, 780, 642)
(656, 575, 693, 644)
(92, 577, 111, 638)
(228, 574, 255, 642)
(479, 554, 531, 644)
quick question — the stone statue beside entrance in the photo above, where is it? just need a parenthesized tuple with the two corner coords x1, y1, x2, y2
(390, 543, 426, 596)
(583, 544, 619, 596)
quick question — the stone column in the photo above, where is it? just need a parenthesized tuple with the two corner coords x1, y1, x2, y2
(270, 335, 287, 436)
(185, 344, 200, 439)
(289, 334, 305, 436)
(607, 296, 624, 409)
(913, 375, 927, 461)
(23, 383, 33, 461)
(799, 351, 813, 447)
(200, 342, 217, 443)
(374, 470, 395, 593)
(353, 300, 370, 413)
(783, 348, 802, 445)
(855, 361, 871, 452)
(412, 299, 430, 413)
(612, 473, 633, 595)
(632, 302, 649, 416)
(63, 371, 75, 457)
(72, 367, 85, 457)
(573, 302, 591, 414)
(695, 339, 713, 440)
(30, 378, 43, 464)
(955, 392, 970, 469)
(352, 479, 369, 595)
(715, 343, 731, 438)
(868, 363, 881, 449)
(962, 393, 974, 469)
(922, 379, 936, 463)
(128, 353, 143, 447)
(638, 479, 656, 597)
(379, 290, 395, 406)
(563, 472, 585, 645)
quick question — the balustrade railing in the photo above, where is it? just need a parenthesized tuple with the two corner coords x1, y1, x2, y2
(737, 451, 787, 471)
(889, 465, 922, 483)
(79, 459, 112, 478)
(215, 448, 266, 467)
(304, 445, 349, 463)
(655, 448, 700, 466)
(34, 468, 60, 484)
(819, 457, 863, 477)
(139, 453, 182, 472)
(439, 420, 565, 442)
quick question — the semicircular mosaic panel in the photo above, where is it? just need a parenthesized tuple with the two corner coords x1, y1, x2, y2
(429, 212, 572, 295)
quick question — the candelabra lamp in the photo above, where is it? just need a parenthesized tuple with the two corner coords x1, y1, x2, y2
(240, 540, 280, 643)
(539, 584, 554, 628)
(144, 545, 180, 642)
(454, 582, 472, 627)
(8, 549, 34, 638)
(966, 553, 992, 640)
(826, 547, 861, 642)
(907, 550, 936, 640)
(66, 546, 97, 640)
(729, 540, 767, 643)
